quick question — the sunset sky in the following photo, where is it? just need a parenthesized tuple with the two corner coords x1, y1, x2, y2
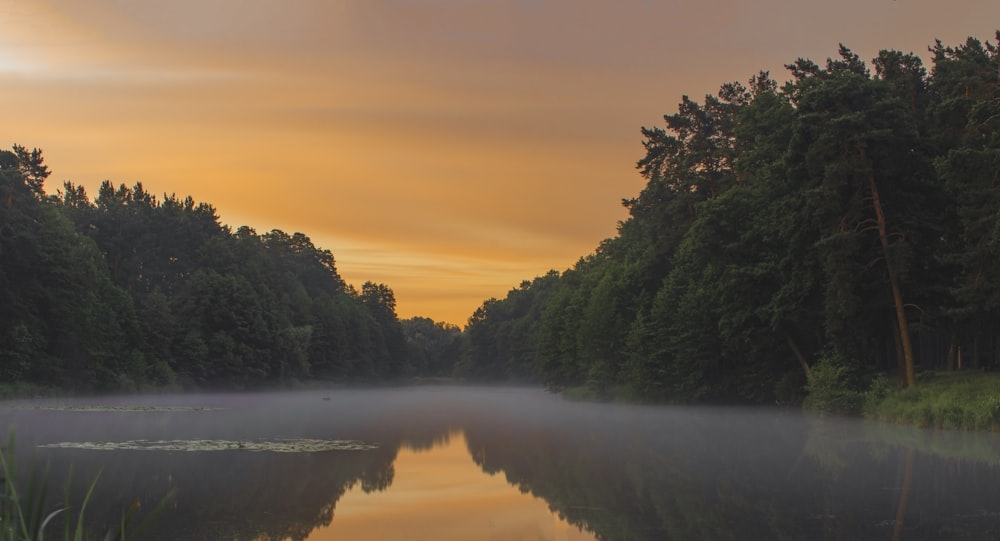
(2, 0, 997, 325)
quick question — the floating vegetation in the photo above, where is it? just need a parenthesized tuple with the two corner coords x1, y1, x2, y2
(37, 438, 379, 452)
(16, 405, 223, 412)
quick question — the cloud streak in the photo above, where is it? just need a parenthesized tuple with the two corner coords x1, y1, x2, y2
(2, 0, 997, 324)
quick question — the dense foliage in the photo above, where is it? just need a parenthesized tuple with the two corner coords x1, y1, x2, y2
(0, 147, 455, 390)
(460, 32, 1000, 403)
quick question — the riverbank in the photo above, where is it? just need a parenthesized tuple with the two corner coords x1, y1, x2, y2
(864, 371, 1000, 431)
(8, 371, 999, 433)
(0, 377, 472, 402)
(0, 382, 65, 400)
(559, 370, 1000, 433)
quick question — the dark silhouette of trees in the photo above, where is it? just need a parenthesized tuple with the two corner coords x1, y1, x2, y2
(461, 31, 1000, 403)
(1, 150, 420, 390)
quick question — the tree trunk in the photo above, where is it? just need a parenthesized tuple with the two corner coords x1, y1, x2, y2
(785, 333, 811, 377)
(866, 155, 916, 388)
(891, 316, 906, 387)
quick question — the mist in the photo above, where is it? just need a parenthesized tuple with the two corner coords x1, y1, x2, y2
(1, 386, 998, 540)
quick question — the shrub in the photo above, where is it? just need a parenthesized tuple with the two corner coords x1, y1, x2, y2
(862, 374, 890, 416)
(803, 356, 865, 416)
(984, 396, 1000, 426)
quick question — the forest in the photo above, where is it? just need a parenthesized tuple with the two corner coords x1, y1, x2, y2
(2, 32, 998, 404)
(457, 32, 1000, 405)
(0, 146, 460, 390)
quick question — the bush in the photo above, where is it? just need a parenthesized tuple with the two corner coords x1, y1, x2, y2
(803, 356, 865, 416)
(984, 396, 1000, 426)
(862, 374, 890, 416)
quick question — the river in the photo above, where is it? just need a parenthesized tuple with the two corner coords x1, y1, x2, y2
(1, 386, 998, 540)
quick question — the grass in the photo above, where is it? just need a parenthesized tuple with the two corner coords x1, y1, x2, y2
(0, 435, 173, 540)
(864, 371, 1000, 431)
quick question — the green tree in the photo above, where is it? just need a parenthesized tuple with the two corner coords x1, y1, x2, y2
(10, 144, 49, 199)
(359, 281, 407, 377)
(929, 32, 1000, 370)
(1, 147, 150, 388)
(401, 317, 461, 377)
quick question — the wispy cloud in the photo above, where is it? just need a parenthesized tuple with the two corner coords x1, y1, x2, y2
(2, 0, 997, 325)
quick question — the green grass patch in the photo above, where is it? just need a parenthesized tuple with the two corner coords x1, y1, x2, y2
(865, 371, 1000, 431)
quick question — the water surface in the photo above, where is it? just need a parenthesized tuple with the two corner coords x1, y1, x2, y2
(1, 386, 998, 540)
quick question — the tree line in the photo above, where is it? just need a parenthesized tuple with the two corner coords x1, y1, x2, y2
(0, 146, 460, 390)
(458, 32, 1000, 404)
(3, 31, 996, 399)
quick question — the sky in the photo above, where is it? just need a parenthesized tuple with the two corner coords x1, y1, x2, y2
(1, 0, 997, 326)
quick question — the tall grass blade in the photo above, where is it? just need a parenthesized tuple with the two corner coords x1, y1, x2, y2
(102, 488, 176, 541)
(38, 507, 66, 537)
(2, 432, 165, 541)
(71, 472, 101, 541)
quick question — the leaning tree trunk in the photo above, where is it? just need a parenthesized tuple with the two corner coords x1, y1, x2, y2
(890, 315, 906, 386)
(784, 332, 811, 377)
(866, 155, 916, 388)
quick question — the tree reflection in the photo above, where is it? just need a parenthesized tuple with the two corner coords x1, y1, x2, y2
(4, 391, 999, 541)
(31, 443, 400, 541)
(463, 411, 1000, 541)
(893, 448, 916, 541)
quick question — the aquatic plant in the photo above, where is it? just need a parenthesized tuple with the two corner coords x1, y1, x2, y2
(38, 438, 378, 453)
(0, 435, 172, 540)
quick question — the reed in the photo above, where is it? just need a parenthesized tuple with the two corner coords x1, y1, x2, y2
(0, 435, 172, 541)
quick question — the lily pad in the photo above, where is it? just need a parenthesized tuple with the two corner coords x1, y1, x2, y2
(18, 405, 223, 412)
(37, 438, 378, 452)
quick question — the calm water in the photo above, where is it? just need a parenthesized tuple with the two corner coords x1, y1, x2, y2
(1, 386, 998, 541)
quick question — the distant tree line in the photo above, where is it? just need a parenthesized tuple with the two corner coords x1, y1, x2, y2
(0, 146, 459, 390)
(459, 32, 1000, 403)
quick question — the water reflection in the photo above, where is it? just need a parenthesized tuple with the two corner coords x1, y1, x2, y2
(0, 387, 998, 541)
(308, 431, 595, 541)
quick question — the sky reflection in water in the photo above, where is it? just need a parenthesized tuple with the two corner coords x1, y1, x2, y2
(310, 430, 595, 541)
(0, 387, 998, 540)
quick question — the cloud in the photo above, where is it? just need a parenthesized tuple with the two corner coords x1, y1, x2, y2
(3, 0, 998, 325)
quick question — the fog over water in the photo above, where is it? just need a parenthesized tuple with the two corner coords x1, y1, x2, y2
(1, 386, 998, 540)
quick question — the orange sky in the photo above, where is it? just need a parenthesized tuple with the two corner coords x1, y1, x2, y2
(1, 0, 997, 325)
